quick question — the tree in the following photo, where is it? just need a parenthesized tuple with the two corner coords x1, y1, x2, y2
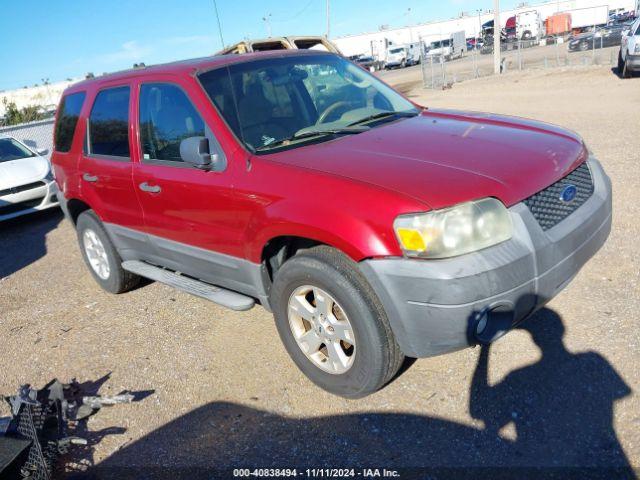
(1, 98, 47, 126)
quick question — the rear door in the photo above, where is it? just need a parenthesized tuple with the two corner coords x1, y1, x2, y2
(79, 83, 145, 234)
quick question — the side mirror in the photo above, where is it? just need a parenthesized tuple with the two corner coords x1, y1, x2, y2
(36, 148, 49, 156)
(180, 136, 217, 170)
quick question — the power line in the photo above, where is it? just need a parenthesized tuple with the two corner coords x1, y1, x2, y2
(270, 0, 315, 22)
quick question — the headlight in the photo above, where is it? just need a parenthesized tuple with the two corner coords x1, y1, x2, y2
(393, 198, 513, 259)
(635, 43, 640, 54)
(44, 166, 54, 182)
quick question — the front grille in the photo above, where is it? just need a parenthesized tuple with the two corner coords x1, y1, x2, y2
(0, 197, 44, 215)
(523, 162, 594, 231)
(0, 181, 46, 198)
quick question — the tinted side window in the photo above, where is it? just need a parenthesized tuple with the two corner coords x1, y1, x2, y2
(54, 92, 86, 152)
(88, 86, 130, 158)
(139, 83, 205, 162)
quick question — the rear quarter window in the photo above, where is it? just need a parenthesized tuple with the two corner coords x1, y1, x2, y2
(54, 92, 86, 153)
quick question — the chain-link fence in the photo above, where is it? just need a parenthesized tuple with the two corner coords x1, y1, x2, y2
(0, 119, 55, 160)
(420, 38, 620, 89)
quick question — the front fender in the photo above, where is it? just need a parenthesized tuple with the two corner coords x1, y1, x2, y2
(244, 198, 400, 263)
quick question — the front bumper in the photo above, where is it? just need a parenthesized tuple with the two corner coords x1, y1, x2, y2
(360, 157, 612, 358)
(0, 180, 59, 222)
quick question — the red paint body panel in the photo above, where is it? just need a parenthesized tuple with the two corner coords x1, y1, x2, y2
(52, 51, 589, 264)
(265, 109, 587, 210)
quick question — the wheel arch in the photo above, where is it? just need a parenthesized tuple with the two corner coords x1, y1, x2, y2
(246, 195, 402, 267)
(64, 197, 93, 225)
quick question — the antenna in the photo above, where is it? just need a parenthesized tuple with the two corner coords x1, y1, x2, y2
(213, 0, 225, 49)
(326, 0, 330, 38)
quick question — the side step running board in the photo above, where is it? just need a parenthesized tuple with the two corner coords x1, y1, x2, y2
(122, 260, 255, 311)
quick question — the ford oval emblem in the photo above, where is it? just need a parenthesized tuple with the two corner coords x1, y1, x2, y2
(560, 184, 577, 204)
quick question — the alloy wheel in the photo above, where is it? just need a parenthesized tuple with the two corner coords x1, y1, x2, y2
(83, 229, 110, 280)
(287, 285, 356, 375)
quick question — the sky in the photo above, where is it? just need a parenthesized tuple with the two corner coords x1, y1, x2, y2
(0, 0, 520, 90)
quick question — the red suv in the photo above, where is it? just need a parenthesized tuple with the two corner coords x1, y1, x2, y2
(52, 51, 612, 398)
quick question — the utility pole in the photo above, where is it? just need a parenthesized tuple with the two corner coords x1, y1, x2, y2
(263, 13, 272, 37)
(477, 9, 482, 50)
(493, 0, 501, 74)
(406, 8, 413, 44)
(213, 0, 225, 49)
(326, 0, 330, 38)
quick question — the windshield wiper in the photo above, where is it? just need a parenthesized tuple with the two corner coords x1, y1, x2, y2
(255, 126, 369, 151)
(347, 110, 419, 127)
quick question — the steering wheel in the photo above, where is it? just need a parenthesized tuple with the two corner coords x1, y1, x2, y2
(317, 101, 352, 124)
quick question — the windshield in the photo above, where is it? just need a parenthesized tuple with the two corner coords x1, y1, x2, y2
(0, 138, 35, 163)
(198, 54, 418, 153)
(389, 48, 404, 54)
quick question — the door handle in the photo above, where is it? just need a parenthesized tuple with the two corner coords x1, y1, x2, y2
(82, 173, 98, 183)
(139, 182, 161, 193)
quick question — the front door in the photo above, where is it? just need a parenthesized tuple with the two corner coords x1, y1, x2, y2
(130, 79, 250, 290)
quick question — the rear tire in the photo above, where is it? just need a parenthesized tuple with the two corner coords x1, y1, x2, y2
(270, 246, 404, 398)
(76, 211, 141, 294)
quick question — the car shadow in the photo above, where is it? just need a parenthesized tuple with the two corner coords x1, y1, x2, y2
(611, 66, 638, 78)
(0, 209, 63, 279)
(75, 307, 634, 480)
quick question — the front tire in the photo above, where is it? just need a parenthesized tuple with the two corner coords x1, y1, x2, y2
(622, 56, 632, 78)
(76, 211, 141, 294)
(270, 246, 404, 398)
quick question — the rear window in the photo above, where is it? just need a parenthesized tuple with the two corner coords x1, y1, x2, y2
(88, 86, 130, 158)
(54, 92, 86, 153)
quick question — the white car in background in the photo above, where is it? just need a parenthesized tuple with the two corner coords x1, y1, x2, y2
(619, 17, 640, 78)
(0, 136, 59, 221)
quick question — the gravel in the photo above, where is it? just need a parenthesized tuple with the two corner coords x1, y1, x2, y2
(0, 65, 638, 476)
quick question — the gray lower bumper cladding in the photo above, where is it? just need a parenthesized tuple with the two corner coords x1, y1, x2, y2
(360, 158, 612, 358)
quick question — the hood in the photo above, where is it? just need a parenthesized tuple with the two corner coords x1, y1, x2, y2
(0, 155, 50, 190)
(265, 109, 588, 210)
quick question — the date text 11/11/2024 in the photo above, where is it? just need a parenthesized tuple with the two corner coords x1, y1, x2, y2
(232, 468, 401, 478)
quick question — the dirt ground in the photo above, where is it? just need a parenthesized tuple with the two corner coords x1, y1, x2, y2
(1, 65, 638, 478)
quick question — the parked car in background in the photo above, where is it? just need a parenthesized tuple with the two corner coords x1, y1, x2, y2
(568, 25, 625, 51)
(354, 55, 379, 72)
(427, 31, 466, 61)
(52, 50, 611, 398)
(609, 10, 636, 24)
(0, 136, 58, 221)
(466, 37, 482, 50)
(384, 44, 420, 69)
(515, 10, 545, 40)
(619, 16, 640, 77)
(218, 36, 342, 55)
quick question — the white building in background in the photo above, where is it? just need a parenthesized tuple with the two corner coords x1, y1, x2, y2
(0, 78, 81, 118)
(333, 0, 638, 57)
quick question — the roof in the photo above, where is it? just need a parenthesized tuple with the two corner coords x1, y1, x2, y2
(64, 49, 334, 93)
